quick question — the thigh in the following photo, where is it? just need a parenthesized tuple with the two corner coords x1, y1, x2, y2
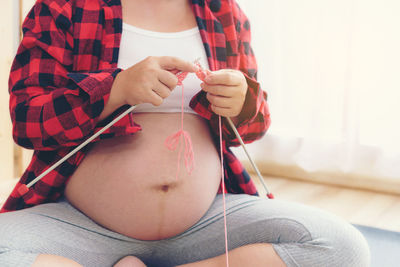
(147, 193, 370, 267)
(0, 198, 152, 267)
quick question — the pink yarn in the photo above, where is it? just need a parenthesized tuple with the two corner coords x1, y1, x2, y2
(167, 64, 230, 266)
(195, 62, 212, 80)
(196, 63, 229, 266)
(164, 65, 211, 180)
(164, 70, 194, 180)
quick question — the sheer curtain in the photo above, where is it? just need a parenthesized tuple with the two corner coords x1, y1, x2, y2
(234, 0, 400, 189)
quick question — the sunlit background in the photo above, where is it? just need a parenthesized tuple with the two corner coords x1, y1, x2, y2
(233, 0, 400, 193)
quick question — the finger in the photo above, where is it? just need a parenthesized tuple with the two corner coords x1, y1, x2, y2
(206, 93, 231, 108)
(158, 70, 179, 90)
(201, 83, 235, 97)
(152, 83, 171, 99)
(210, 105, 232, 117)
(159, 56, 198, 73)
(148, 90, 164, 106)
(205, 70, 243, 86)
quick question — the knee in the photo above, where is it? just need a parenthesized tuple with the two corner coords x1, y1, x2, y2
(0, 212, 40, 266)
(0, 213, 17, 248)
(268, 215, 370, 266)
(297, 218, 371, 267)
(326, 223, 371, 267)
(0, 211, 35, 250)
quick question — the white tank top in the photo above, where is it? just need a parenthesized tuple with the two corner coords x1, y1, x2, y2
(117, 23, 210, 115)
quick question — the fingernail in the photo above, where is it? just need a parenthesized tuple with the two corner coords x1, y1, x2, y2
(205, 75, 211, 83)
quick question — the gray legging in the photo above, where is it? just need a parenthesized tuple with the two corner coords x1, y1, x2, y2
(0, 193, 370, 267)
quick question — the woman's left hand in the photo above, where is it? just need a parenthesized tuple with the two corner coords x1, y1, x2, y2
(200, 69, 247, 118)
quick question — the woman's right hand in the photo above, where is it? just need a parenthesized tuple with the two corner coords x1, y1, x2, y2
(99, 56, 198, 120)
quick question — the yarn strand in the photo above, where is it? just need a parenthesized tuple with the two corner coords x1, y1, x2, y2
(166, 63, 230, 266)
(195, 63, 230, 267)
(219, 115, 229, 267)
(164, 71, 195, 180)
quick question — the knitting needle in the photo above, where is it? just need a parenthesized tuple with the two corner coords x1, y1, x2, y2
(17, 105, 137, 195)
(174, 57, 201, 77)
(17, 58, 202, 195)
(195, 61, 274, 199)
(225, 117, 274, 199)
(18, 59, 274, 199)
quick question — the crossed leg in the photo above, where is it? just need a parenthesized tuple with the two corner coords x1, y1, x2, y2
(0, 194, 369, 267)
(113, 243, 285, 267)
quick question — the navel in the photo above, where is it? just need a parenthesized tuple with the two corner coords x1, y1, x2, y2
(161, 185, 169, 192)
(152, 182, 179, 192)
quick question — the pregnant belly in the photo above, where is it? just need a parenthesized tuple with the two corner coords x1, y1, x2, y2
(64, 113, 222, 240)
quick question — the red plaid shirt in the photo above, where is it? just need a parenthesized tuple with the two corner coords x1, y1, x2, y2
(1, 0, 270, 212)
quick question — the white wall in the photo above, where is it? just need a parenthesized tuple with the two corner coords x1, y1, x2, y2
(0, 0, 19, 181)
(234, 0, 400, 190)
(0, 0, 35, 181)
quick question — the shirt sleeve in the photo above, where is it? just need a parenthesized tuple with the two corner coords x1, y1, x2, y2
(209, 2, 271, 148)
(8, 0, 132, 151)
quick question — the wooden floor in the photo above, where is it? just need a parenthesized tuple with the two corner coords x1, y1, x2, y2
(1, 176, 400, 232)
(253, 174, 400, 232)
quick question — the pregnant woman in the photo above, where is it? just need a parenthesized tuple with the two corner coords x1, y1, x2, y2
(0, 0, 369, 266)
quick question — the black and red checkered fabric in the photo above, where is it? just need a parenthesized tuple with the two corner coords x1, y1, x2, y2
(1, 0, 271, 212)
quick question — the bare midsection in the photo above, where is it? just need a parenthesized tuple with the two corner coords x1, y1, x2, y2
(64, 113, 221, 240)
